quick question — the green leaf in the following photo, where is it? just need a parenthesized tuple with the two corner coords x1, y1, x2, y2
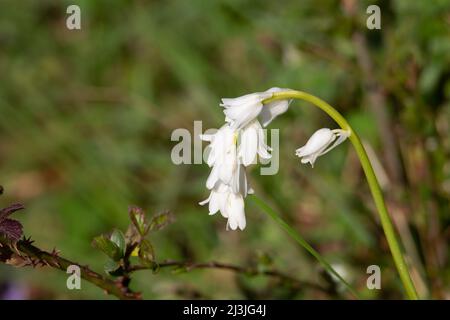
(138, 239, 155, 267)
(129, 206, 148, 237)
(92, 234, 122, 261)
(104, 259, 123, 277)
(149, 211, 175, 231)
(110, 229, 126, 257)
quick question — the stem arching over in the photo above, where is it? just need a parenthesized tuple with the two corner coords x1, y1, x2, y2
(262, 90, 419, 300)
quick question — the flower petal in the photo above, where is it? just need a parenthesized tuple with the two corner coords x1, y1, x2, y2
(318, 129, 350, 156)
(296, 128, 334, 157)
(239, 126, 258, 166)
(259, 87, 292, 127)
(206, 164, 220, 189)
(229, 193, 246, 230)
(208, 191, 221, 215)
(199, 193, 211, 206)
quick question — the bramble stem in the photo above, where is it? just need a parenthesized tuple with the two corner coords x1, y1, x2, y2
(262, 90, 419, 300)
(0, 235, 141, 300)
(131, 259, 329, 293)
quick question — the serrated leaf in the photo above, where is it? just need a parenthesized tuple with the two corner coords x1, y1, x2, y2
(92, 235, 122, 261)
(149, 211, 175, 231)
(110, 229, 126, 257)
(138, 239, 155, 267)
(129, 206, 148, 237)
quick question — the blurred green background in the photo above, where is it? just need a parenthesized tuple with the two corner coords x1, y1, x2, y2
(0, 0, 449, 299)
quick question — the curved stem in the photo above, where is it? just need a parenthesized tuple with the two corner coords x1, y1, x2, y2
(262, 90, 419, 300)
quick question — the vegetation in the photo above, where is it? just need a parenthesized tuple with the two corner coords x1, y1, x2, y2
(0, 0, 448, 299)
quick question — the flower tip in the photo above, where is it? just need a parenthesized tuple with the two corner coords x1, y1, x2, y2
(227, 220, 238, 231)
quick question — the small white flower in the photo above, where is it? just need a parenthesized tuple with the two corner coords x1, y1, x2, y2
(200, 123, 254, 230)
(199, 182, 229, 216)
(201, 125, 238, 189)
(221, 87, 292, 129)
(201, 125, 235, 168)
(200, 87, 292, 231)
(295, 128, 350, 167)
(259, 87, 292, 127)
(221, 92, 269, 130)
(223, 191, 246, 231)
(238, 120, 271, 166)
(199, 183, 247, 231)
(230, 163, 253, 197)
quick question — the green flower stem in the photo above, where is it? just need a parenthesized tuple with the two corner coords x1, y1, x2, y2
(249, 195, 360, 299)
(262, 90, 418, 299)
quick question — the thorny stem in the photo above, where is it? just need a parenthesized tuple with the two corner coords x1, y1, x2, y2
(130, 260, 329, 293)
(0, 235, 141, 300)
(0, 235, 330, 298)
(262, 90, 419, 300)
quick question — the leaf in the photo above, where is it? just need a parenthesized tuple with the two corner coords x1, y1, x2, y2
(110, 229, 126, 257)
(104, 259, 123, 277)
(0, 219, 23, 241)
(130, 246, 139, 257)
(129, 206, 148, 237)
(138, 239, 155, 267)
(92, 235, 122, 261)
(149, 211, 175, 231)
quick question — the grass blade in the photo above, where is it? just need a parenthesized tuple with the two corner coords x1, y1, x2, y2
(250, 195, 360, 299)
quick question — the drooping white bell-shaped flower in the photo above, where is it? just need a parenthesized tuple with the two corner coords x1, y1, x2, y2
(295, 128, 350, 167)
(221, 87, 292, 130)
(238, 120, 271, 166)
(230, 163, 253, 197)
(200, 87, 293, 231)
(199, 182, 229, 216)
(259, 87, 292, 127)
(200, 122, 253, 230)
(222, 191, 246, 231)
(221, 92, 270, 130)
(201, 124, 235, 168)
(201, 125, 238, 189)
(199, 182, 248, 231)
